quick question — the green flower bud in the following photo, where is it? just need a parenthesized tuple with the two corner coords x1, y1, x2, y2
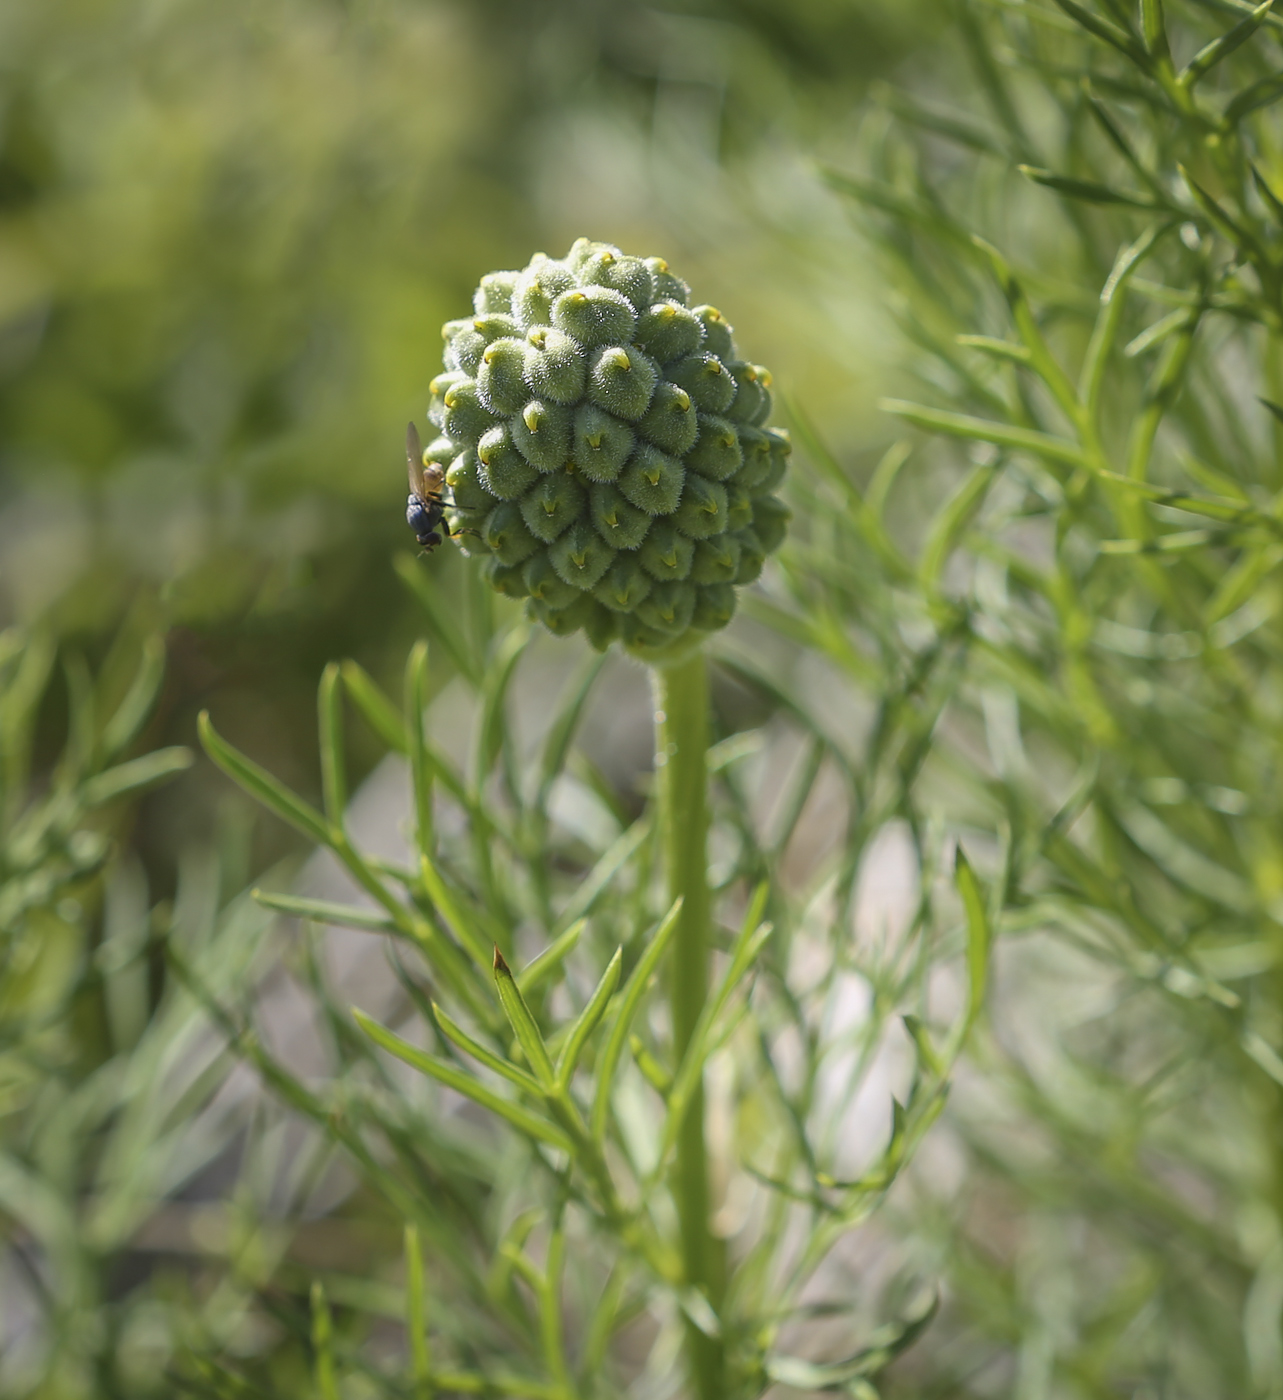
(477, 424, 539, 500)
(484, 501, 541, 566)
(428, 370, 467, 428)
(552, 287, 637, 347)
(528, 596, 584, 636)
(443, 321, 486, 376)
(594, 554, 653, 611)
(752, 495, 790, 554)
(692, 305, 734, 359)
(586, 345, 659, 422)
(690, 533, 741, 584)
(564, 237, 612, 273)
(754, 430, 789, 495)
(732, 527, 765, 584)
(442, 379, 500, 443)
(730, 424, 773, 490)
(520, 473, 586, 542)
(473, 313, 520, 345)
(446, 450, 490, 510)
(424, 435, 456, 468)
(685, 414, 742, 481)
(692, 582, 736, 631)
(420, 242, 789, 653)
(590, 482, 652, 551)
(636, 580, 697, 635)
(476, 338, 531, 416)
(578, 249, 655, 312)
(724, 361, 772, 425)
(619, 613, 673, 651)
(524, 327, 587, 404)
(474, 271, 519, 316)
(725, 482, 754, 531)
(582, 603, 619, 651)
(634, 302, 705, 364)
(637, 382, 698, 456)
(646, 257, 691, 307)
(666, 352, 736, 414)
(572, 405, 635, 482)
(522, 549, 581, 608)
(511, 399, 573, 473)
(483, 556, 531, 598)
(514, 256, 577, 332)
(529, 592, 614, 646)
(445, 508, 485, 553)
(619, 444, 685, 516)
(672, 475, 729, 539)
(639, 519, 695, 582)
(549, 519, 615, 590)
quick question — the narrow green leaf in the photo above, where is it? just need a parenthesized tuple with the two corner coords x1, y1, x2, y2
(311, 1283, 340, 1400)
(919, 461, 999, 600)
(341, 659, 408, 754)
(1080, 225, 1166, 415)
(199, 711, 332, 846)
(1125, 306, 1196, 357)
(1180, 0, 1273, 88)
(879, 87, 1009, 155)
(956, 334, 1033, 365)
(661, 887, 773, 1164)
(592, 897, 683, 1143)
(1180, 164, 1271, 266)
(81, 747, 193, 807)
(251, 889, 399, 933)
(553, 816, 650, 935)
(818, 167, 972, 245)
(1050, 0, 1150, 64)
(1019, 164, 1159, 208)
(630, 1034, 673, 1095)
(1083, 89, 1168, 201)
(971, 237, 1082, 422)
(1141, 0, 1170, 59)
(317, 662, 347, 826)
(954, 847, 991, 1028)
(99, 634, 166, 760)
(474, 624, 529, 797)
(902, 1014, 944, 1079)
(555, 947, 622, 1088)
(784, 400, 914, 581)
(1226, 70, 1283, 123)
(394, 553, 481, 686)
(493, 949, 556, 1088)
(1094, 469, 1263, 524)
(405, 641, 433, 860)
(404, 1225, 432, 1390)
(419, 855, 494, 972)
(1252, 164, 1283, 225)
(536, 653, 606, 809)
(432, 1000, 543, 1094)
(880, 400, 1087, 471)
(353, 1008, 572, 1151)
(517, 919, 584, 995)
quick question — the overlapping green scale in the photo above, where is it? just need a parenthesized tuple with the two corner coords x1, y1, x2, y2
(421, 238, 790, 654)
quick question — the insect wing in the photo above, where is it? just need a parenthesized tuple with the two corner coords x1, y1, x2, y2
(406, 421, 427, 500)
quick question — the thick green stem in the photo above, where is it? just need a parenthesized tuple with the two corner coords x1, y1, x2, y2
(653, 649, 725, 1399)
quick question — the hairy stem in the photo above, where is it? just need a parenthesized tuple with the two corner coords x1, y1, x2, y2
(653, 649, 725, 1399)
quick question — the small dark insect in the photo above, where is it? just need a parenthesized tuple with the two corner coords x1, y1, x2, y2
(405, 421, 450, 552)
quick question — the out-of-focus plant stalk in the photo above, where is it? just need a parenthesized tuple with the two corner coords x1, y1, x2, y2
(654, 648, 725, 1399)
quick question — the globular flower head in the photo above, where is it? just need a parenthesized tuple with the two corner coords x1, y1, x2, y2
(424, 239, 790, 656)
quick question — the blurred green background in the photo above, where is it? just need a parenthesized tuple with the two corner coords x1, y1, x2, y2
(0, 0, 924, 890)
